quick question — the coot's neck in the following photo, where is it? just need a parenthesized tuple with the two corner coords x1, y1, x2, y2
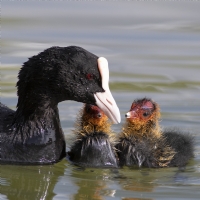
(11, 92, 62, 143)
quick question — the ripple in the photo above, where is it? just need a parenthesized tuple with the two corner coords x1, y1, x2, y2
(0, 177, 10, 186)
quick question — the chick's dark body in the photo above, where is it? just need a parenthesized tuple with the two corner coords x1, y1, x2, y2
(69, 131, 118, 168)
(163, 130, 194, 167)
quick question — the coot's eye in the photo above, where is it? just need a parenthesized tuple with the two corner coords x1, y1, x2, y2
(86, 74, 93, 80)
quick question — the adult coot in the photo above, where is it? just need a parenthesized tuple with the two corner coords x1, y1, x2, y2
(0, 46, 121, 164)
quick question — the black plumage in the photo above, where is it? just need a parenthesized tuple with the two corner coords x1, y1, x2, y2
(163, 129, 194, 167)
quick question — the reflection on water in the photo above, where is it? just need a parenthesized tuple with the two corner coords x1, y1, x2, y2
(0, 162, 162, 200)
(72, 168, 113, 200)
(0, 162, 65, 200)
(1, 1, 200, 200)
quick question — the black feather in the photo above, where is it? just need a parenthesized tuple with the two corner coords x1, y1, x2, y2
(163, 129, 194, 167)
(68, 132, 118, 168)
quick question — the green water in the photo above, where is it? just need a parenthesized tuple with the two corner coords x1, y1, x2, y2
(1, 1, 200, 200)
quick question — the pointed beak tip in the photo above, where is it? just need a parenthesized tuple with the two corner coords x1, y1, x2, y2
(104, 106, 121, 124)
(113, 115, 121, 124)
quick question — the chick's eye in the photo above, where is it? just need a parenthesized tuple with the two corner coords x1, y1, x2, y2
(97, 113, 102, 118)
(86, 73, 93, 80)
(143, 112, 150, 117)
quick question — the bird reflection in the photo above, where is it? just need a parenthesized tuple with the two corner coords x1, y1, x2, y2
(115, 168, 156, 200)
(70, 166, 156, 200)
(71, 167, 116, 200)
(0, 161, 65, 200)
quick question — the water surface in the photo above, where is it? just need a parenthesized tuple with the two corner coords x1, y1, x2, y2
(1, 2, 200, 200)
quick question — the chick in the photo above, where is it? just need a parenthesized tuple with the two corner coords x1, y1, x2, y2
(116, 98, 194, 168)
(67, 104, 118, 168)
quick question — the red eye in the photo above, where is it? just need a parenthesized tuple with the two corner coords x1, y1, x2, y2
(86, 74, 93, 80)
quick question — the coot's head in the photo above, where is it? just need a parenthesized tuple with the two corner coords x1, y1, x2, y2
(125, 98, 160, 125)
(16, 46, 120, 123)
